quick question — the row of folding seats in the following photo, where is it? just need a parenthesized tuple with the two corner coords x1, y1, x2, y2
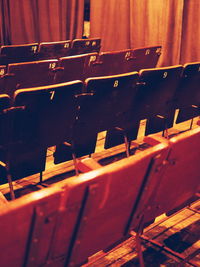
(0, 38, 101, 65)
(0, 46, 162, 97)
(0, 126, 199, 267)
(0, 62, 199, 199)
(55, 62, 200, 163)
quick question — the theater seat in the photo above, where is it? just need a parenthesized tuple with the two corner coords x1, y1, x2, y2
(70, 38, 101, 55)
(13, 81, 83, 180)
(175, 62, 200, 124)
(14, 81, 83, 148)
(130, 127, 200, 232)
(0, 185, 61, 267)
(130, 45, 162, 71)
(2, 60, 58, 97)
(0, 95, 46, 199)
(54, 53, 98, 84)
(0, 94, 34, 199)
(38, 40, 71, 60)
(54, 72, 139, 164)
(0, 43, 38, 64)
(0, 81, 83, 198)
(136, 65, 183, 135)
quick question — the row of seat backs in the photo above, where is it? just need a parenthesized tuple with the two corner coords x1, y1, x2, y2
(0, 63, 199, 182)
(0, 126, 199, 267)
(53, 62, 200, 163)
(101, 62, 200, 150)
(0, 46, 162, 98)
(0, 38, 101, 64)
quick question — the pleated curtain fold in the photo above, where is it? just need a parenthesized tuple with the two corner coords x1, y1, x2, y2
(90, 0, 132, 51)
(90, 0, 200, 66)
(0, 0, 84, 45)
(180, 0, 200, 64)
(129, 0, 184, 66)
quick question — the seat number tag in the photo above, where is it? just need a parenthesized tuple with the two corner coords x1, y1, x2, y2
(50, 90, 55, 100)
(163, 72, 168, 78)
(0, 69, 5, 76)
(31, 46, 37, 53)
(125, 51, 131, 60)
(156, 48, 162, 54)
(114, 80, 119, 87)
(64, 43, 69, 48)
(49, 62, 56, 69)
(145, 49, 150, 55)
(90, 55, 97, 63)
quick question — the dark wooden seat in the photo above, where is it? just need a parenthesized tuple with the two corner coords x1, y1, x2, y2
(14, 81, 82, 148)
(131, 45, 162, 71)
(175, 62, 200, 124)
(136, 65, 183, 135)
(54, 53, 98, 84)
(38, 40, 71, 60)
(54, 72, 139, 164)
(0, 43, 38, 64)
(14, 79, 82, 151)
(85, 72, 139, 131)
(70, 38, 101, 55)
(1, 60, 58, 97)
(0, 81, 83, 198)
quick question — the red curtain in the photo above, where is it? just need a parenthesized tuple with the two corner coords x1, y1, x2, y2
(3, 0, 38, 44)
(0, 0, 12, 44)
(90, 0, 131, 51)
(0, 0, 84, 45)
(180, 0, 200, 64)
(129, 0, 184, 66)
(90, 0, 200, 66)
(36, 0, 84, 42)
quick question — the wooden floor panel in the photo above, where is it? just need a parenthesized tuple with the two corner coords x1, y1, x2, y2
(83, 199, 200, 267)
